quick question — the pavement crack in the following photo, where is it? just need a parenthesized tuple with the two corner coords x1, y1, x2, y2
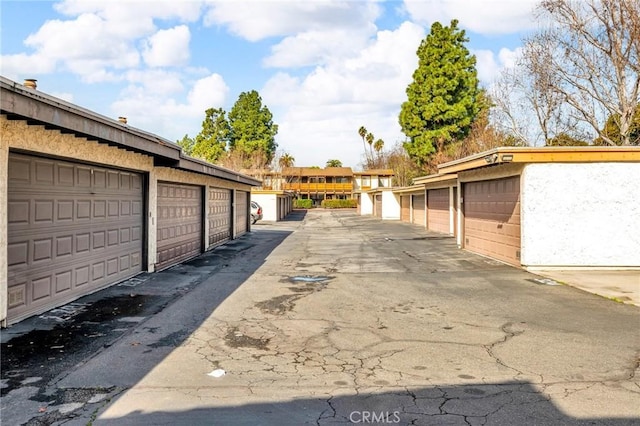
(483, 322, 526, 377)
(317, 396, 337, 425)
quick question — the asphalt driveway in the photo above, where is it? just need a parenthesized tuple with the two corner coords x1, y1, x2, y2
(2, 210, 639, 425)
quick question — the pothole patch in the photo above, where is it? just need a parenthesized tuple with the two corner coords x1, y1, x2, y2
(224, 328, 270, 350)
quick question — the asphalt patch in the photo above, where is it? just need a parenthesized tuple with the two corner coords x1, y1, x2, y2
(224, 328, 270, 350)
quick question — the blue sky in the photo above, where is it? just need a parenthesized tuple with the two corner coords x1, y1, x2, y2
(1, 0, 540, 169)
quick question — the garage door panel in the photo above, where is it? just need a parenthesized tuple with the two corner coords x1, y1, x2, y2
(375, 194, 382, 217)
(401, 196, 411, 222)
(236, 191, 248, 235)
(157, 182, 203, 271)
(412, 194, 425, 226)
(427, 188, 449, 234)
(208, 187, 232, 248)
(8, 153, 144, 324)
(464, 176, 521, 265)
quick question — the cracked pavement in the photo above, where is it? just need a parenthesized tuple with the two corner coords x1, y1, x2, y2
(2, 210, 639, 425)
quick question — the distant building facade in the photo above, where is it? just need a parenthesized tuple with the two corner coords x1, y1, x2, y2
(250, 167, 394, 206)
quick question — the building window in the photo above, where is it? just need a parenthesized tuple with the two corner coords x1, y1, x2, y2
(362, 176, 371, 187)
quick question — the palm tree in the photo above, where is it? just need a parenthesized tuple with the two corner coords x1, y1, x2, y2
(326, 159, 342, 167)
(358, 126, 367, 149)
(366, 132, 375, 161)
(373, 139, 385, 169)
(279, 153, 295, 169)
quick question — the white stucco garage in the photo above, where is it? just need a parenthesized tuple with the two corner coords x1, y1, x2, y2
(250, 190, 294, 222)
(427, 147, 640, 269)
(520, 162, 640, 268)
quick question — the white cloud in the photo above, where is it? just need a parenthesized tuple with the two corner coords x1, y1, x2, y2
(0, 53, 57, 81)
(111, 73, 229, 141)
(473, 47, 522, 85)
(187, 73, 229, 113)
(143, 25, 191, 68)
(124, 69, 185, 95)
(204, 0, 382, 41)
(264, 28, 373, 69)
(262, 21, 425, 168)
(403, 0, 540, 35)
(3, 1, 203, 82)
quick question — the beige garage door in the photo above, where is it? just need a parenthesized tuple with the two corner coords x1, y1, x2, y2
(412, 194, 425, 226)
(208, 187, 232, 248)
(400, 196, 411, 222)
(427, 188, 450, 234)
(235, 190, 248, 236)
(156, 182, 202, 270)
(375, 194, 383, 217)
(7, 153, 143, 324)
(464, 176, 521, 266)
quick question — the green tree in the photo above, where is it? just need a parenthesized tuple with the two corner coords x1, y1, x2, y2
(547, 133, 589, 146)
(399, 19, 480, 166)
(177, 134, 195, 156)
(326, 159, 342, 167)
(228, 90, 278, 164)
(595, 108, 640, 146)
(279, 152, 295, 169)
(191, 108, 230, 163)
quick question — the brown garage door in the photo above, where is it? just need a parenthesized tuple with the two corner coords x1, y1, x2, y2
(427, 188, 450, 234)
(464, 176, 521, 265)
(7, 153, 143, 324)
(156, 182, 202, 270)
(412, 194, 425, 226)
(400, 196, 411, 222)
(235, 190, 248, 236)
(375, 194, 382, 217)
(208, 187, 232, 248)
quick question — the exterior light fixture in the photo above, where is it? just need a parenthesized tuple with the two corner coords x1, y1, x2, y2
(501, 154, 514, 162)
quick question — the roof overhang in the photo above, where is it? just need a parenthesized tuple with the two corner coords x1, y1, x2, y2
(178, 155, 261, 186)
(251, 189, 296, 195)
(412, 173, 458, 186)
(437, 147, 640, 174)
(1, 76, 261, 186)
(1, 76, 181, 162)
(393, 185, 425, 194)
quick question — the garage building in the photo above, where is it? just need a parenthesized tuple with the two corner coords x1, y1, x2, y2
(435, 147, 640, 268)
(1, 77, 260, 325)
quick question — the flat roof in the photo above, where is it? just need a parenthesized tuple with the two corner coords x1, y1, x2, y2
(412, 173, 458, 185)
(353, 169, 394, 176)
(392, 185, 425, 194)
(282, 167, 353, 176)
(437, 146, 640, 174)
(1, 76, 260, 186)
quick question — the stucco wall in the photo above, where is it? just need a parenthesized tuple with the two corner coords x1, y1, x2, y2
(382, 191, 400, 220)
(360, 193, 373, 215)
(251, 193, 277, 221)
(521, 163, 640, 267)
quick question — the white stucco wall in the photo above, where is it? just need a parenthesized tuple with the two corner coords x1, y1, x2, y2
(251, 193, 278, 221)
(360, 193, 373, 215)
(521, 163, 640, 267)
(382, 190, 400, 220)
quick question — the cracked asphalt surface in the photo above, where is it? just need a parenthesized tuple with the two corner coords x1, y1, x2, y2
(2, 209, 639, 425)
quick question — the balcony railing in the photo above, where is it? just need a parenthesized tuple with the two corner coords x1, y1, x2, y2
(283, 182, 353, 192)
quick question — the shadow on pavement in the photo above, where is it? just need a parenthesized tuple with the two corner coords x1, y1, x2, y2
(282, 209, 308, 221)
(0, 229, 292, 424)
(95, 381, 637, 425)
